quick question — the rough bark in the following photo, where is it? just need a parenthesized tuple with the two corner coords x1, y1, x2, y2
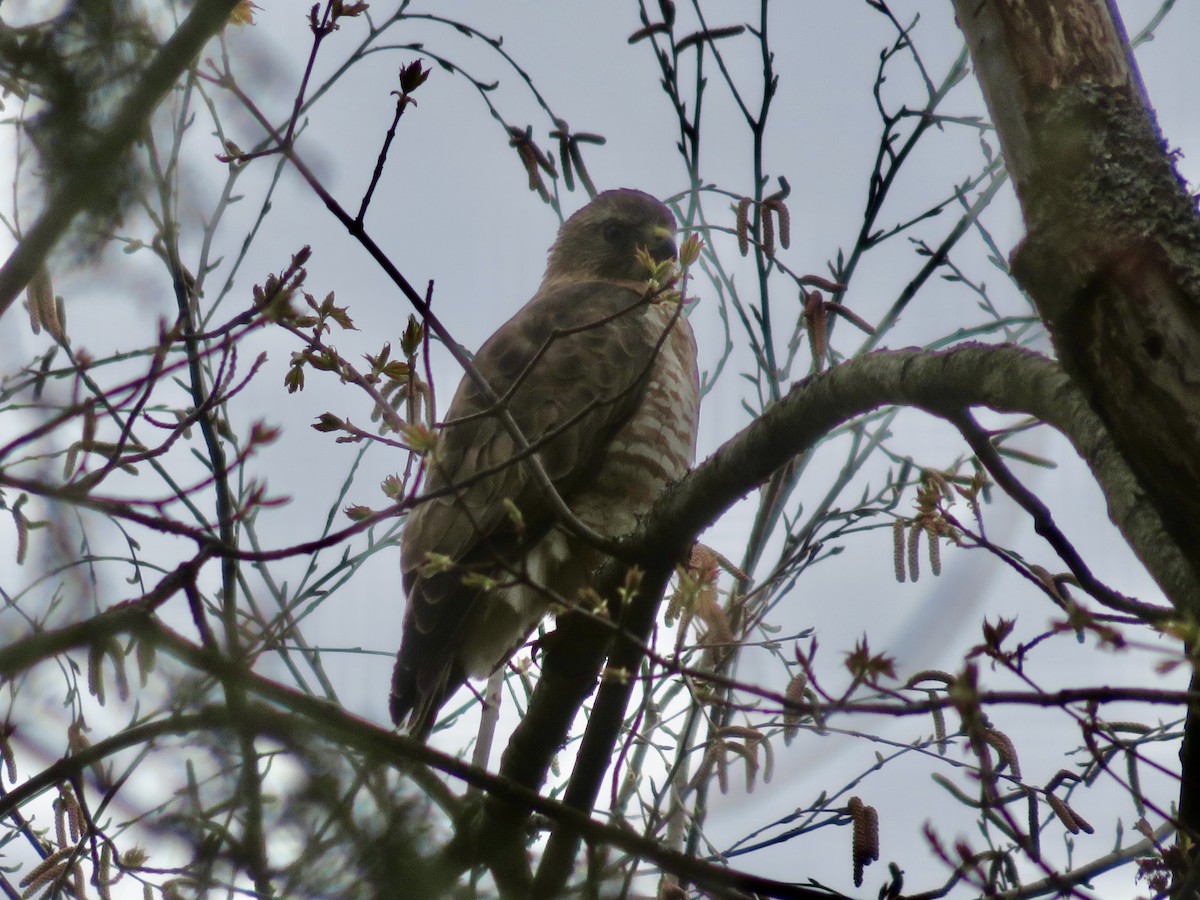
(488, 344, 1196, 893)
(953, 0, 1200, 617)
(952, 0, 1200, 882)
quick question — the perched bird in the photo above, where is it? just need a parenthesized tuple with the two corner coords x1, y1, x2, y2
(389, 189, 700, 737)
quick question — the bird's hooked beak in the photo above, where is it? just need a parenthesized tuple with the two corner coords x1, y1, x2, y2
(649, 225, 677, 264)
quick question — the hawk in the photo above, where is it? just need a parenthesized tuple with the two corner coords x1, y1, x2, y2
(389, 189, 700, 737)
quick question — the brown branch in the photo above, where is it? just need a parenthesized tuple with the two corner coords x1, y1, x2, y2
(1, 548, 1186, 898)
(648, 344, 1196, 612)
(949, 409, 1168, 621)
(954, 0, 1200, 608)
(0, 470, 405, 562)
(503, 343, 1197, 890)
(0, 556, 208, 682)
(0, 0, 245, 314)
(0, 618, 847, 900)
(953, 8, 1200, 875)
(203, 65, 619, 556)
(8, 338, 1183, 894)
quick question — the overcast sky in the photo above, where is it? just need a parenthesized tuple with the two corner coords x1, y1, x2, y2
(3, 2, 1199, 897)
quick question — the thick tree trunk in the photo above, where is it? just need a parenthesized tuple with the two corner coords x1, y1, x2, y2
(953, 0, 1200, 613)
(952, 0, 1200, 888)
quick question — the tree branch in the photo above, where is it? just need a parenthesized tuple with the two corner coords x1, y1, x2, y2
(953, 4, 1200, 873)
(0, 0, 244, 314)
(505, 343, 1197, 892)
(953, 0, 1200, 605)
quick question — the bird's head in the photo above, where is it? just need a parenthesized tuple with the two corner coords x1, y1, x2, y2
(541, 189, 677, 286)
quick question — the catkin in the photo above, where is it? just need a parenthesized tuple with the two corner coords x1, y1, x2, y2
(1, 726, 16, 783)
(907, 522, 921, 583)
(929, 691, 947, 756)
(984, 729, 1021, 780)
(783, 673, 807, 744)
(1026, 789, 1040, 860)
(768, 199, 791, 249)
(14, 509, 28, 565)
(1045, 793, 1080, 834)
(88, 643, 105, 705)
(1127, 749, 1145, 817)
(926, 521, 941, 575)
(848, 796, 880, 887)
(735, 198, 752, 256)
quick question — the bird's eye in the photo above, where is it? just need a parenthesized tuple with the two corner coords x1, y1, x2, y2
(602, 223, 625, 244)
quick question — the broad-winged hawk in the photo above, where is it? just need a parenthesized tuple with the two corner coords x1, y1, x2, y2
(389, 189, 700, 736)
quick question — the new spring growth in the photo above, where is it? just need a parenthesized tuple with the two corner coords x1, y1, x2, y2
(636, 232, 704, 299)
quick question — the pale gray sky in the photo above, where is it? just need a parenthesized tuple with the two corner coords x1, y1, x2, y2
(2, 2, 1197, 896)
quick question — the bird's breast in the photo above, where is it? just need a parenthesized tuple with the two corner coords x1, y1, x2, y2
(570, 303, 700, 535)
(454, 302, 700, 679)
